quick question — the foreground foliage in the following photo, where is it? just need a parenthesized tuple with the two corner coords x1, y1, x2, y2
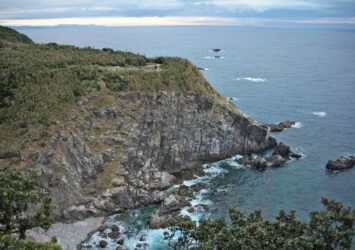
(0, 232, 61, 250)
(164, 198, 354, 249)
(0, 169, 60, 249)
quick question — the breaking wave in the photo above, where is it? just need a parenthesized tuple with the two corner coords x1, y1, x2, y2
(235, 77, 267, 82)
(312, 112, 327, 117)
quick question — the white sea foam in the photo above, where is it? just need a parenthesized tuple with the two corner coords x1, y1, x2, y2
(235, 77, 267, 82)
(203, 164, 228, 177)
(292, 121, 303, 129)
(204, 56, 224, 59)
(312, 111, 327, 117)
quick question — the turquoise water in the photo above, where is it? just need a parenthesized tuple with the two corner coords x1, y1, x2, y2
(21, 26, 355, 249)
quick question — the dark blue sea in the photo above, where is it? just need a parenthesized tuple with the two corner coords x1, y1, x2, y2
(20, 26, 355, 249)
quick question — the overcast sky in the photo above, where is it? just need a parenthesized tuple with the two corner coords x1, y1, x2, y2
(0, 0, 354, 26)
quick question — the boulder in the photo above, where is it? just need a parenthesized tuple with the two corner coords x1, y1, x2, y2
(178, 185, 194, 197)
(326, 156, 355, 171)
(272, 143, 291, 157)
(235, 142, 301, 170)
(212, 48, 221, 52)
(149, 195, 189, 229)
(160, 172, 178, 190)
(267, 124, 284, 132)
(98, 240, 108, 248)
(108, 225, 120, 240)
(265, 155, 288, 167)
(191, 182, 207, 192)
(279, 120, 295, 128)
(117, 239, 124, 245)
(62, 205, 97, 220)
(265, 120, 296, 132)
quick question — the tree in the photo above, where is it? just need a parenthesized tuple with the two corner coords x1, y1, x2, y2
(0, 169, 55, 239)
(164, 198, 354, 249)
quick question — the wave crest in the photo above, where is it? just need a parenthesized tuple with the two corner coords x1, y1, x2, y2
(312, 112, 327, 117)
(235, 77, 266, 82)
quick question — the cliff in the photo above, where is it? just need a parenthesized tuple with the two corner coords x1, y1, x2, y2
(0, 27, 275, 220)
(35, 91, 275, 220)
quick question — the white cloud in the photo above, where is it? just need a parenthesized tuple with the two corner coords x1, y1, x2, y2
(1, 16, 354, 27)
(194, 0, 319, 12)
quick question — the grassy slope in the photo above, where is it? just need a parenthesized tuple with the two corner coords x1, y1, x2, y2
(0, 26, 224, 169)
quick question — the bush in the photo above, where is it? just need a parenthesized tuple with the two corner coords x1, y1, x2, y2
(164, 198, 354, 250)
(0, 169, 55, 239)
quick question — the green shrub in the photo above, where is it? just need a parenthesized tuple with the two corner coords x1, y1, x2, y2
(164, 198, 355, 250)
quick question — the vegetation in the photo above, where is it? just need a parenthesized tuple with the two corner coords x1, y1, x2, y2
(0, 26, 215, 127)
(164, 198, 354, 249)
(0, 169, 61, 249)
(0, 233, 61, 250)
(0, 26, 33, 45)
(0, 169, 55, 238)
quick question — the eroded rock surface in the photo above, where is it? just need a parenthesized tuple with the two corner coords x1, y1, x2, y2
(235, 142, 301, 170)
(34, 91, 275, 220)
(264, 120, 296, 132)
(149, 195, 189, 229)
(326, 156, 355, 171)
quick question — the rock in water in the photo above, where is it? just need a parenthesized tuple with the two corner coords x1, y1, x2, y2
(99, 240, 108, 248)
(178, 185, 194, 197)
(149, 195, 189, 228)
(326, 156, 355, 171)
(212, 48, 221, 52)
(272, 142, 291, 157)
(235, 142, 301, 170)
(264, 120, 296, 132)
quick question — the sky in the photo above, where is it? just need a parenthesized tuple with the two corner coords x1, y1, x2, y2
(0, 0, 354, 27)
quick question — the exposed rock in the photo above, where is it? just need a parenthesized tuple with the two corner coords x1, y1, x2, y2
(108, 225, 120, 240)
(187, 207, 195, 213)
(117, 239, 124, 245)
(272, 142, 291, 157)
(160, 172, 178, 190)
(235, 142, 301, 170)
(63, 205, 98, 220)
(212, 48, 221, 52)
(25, 230, 52, 244)
(98, 240, 107, 248)
(191, 182, 207, 192)
(264, 120, 296, 132)
(149, 195, 189, 229)
(326, 156, 355, 171)
(139, 235, 146, 241)
(178, 185, 194, 197)
(33, 91, 275, 220)
(195, 204, 209, 212)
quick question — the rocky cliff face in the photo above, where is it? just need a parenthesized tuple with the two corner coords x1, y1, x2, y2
(34, 90, 275, 221)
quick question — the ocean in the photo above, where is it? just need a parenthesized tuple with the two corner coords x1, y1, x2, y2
(20, 26, 355, 249)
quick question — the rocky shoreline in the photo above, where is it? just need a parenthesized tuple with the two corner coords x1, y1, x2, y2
(34, 91, 276, 222)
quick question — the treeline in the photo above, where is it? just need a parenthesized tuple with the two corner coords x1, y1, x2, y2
(164, 199, 355, 249)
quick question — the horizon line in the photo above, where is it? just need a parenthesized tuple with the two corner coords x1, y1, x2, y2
(1, 16, 355, 27)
